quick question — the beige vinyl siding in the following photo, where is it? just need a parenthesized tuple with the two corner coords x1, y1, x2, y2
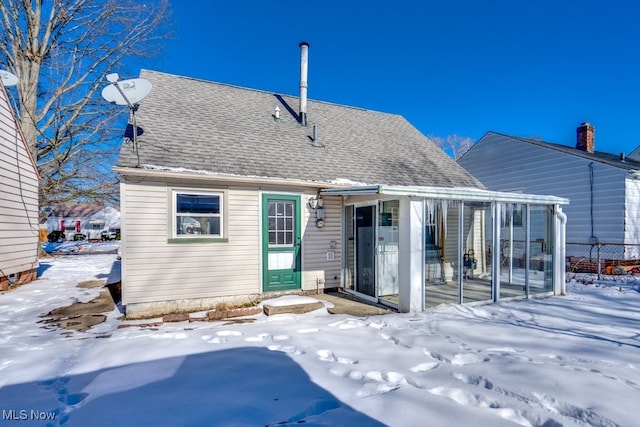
(464, 206, 488, 276)
(121, 176, 347, 307)
(301, 195, 342, 291)
(0, 85, 39, 278)
(121, 179, 261, 305)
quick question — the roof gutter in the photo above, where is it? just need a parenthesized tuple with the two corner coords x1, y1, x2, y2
(114, 167, 567, 205)
(321, 184, 569, 205)
(113, 165, 351, 190)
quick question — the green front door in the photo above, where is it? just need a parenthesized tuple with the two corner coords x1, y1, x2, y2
(262, 194, 301, 292)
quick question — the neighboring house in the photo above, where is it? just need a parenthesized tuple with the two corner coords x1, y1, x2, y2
(115, 43, 567, 318)
(0, 83, 40, 291)
(46, 203, 120, 241)
(459, 123, 640, 259)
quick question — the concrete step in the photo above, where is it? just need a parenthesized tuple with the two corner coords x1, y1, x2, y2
(263, 301, 325, 316)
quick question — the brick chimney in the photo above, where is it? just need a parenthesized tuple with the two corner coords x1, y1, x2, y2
(576, 122, 595, 153)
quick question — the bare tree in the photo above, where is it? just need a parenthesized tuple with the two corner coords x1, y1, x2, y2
(428, 134, 475, 160)
(0, 0, 171, 212)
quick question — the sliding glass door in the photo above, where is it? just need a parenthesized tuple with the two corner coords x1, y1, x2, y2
(354, 205, 376, 298)
(344, 201, 400, 304)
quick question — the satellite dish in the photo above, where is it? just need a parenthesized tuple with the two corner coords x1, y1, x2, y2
(0, 70, 18, 87)
(101, 78, 152, 106)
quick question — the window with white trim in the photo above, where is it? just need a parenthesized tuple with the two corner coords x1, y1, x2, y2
(173, 191, 223, 238)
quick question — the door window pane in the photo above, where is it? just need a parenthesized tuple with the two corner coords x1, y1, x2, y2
(268, 200, 295, 247)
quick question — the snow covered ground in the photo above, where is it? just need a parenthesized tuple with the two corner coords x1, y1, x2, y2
(0, 254, 638, 426)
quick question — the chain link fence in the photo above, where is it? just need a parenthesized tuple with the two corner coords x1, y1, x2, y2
(566, 242, 640, 276)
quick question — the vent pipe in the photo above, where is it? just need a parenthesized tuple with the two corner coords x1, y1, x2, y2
(299, 41, 309, 127)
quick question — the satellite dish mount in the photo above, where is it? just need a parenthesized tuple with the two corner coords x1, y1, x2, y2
(101, 73, 152, 166)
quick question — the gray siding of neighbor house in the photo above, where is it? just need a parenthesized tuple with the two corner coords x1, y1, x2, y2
(459, 132, 626, 245)
(120, 176, 341, 311)
(0, 86, 39, 280)
(624, 178, 640, 254)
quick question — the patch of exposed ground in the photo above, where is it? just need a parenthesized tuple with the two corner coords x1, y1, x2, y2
(40, 285, 115, 332)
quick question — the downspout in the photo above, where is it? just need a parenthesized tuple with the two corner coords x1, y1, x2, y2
(525, 204, 530, 298)
(588, 162, 597, 243)
(557, 208, 567, 295)
(508, 205, 514, 284)
(492, 203, 500, 302)
(458, 202, 464, 303)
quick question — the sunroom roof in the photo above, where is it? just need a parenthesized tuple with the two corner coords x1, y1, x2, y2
(320, 185, 569, 205)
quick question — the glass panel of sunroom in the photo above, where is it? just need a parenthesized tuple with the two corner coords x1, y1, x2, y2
(425, 200, 461, 308)
(500, 203, 528, 299)
(529, 205, 554, 293)
(344, 205, 355, 292)
(462, 201, 493, 304)
(378, 200, 400, 306)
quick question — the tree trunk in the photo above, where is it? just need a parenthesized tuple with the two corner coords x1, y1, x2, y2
(16, 57, 40, 160)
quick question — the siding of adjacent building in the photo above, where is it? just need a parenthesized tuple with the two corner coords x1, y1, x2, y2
(120, 177, 341, 307)
(0, 85, 39, 286)
(624, 177, 640, 256)
(459, 132, 626, 245)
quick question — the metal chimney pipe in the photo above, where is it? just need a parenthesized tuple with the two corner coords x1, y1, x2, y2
(299, 41, 309, 127)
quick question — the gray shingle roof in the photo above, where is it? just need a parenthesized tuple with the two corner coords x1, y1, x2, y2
(476, 131, 640, 171)
(49, 202, 108, 218)
(117, 70, 484, 188)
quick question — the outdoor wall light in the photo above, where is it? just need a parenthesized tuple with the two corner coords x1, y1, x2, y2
(309, 196, 325, 228)
(308, 196, 323, 209)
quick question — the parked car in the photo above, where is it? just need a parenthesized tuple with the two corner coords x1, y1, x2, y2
(73, 233, 87, 241)
(101, 227, 121, 241)
(47, 230, 66, 243)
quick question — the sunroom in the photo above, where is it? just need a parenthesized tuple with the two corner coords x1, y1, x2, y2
(321, 185, 568, 313)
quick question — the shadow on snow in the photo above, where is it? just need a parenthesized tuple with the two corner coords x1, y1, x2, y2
(0, 347, 384, 427)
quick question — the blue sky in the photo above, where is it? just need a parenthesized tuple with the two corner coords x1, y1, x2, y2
(145, 0, 640, 156)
